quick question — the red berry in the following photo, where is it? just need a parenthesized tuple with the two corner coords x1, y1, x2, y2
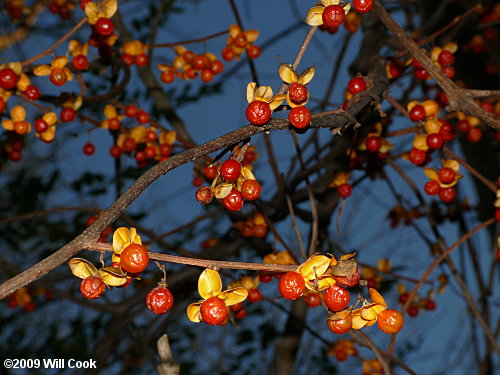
(135, 151, 146, 163)
(60, 108, 76, 122)
(278, 271, 305, 300)
(203, 165, 218, 180)
(424, 180, 441, 195)
(438, 167, 455, 184)
(234, 33, 247, 48)
(136, 110, 150, 124)
(201, 68, 214, 83)
(423, 299, 436, 311)
(378, 309, 404, 333)
(95, 17, 114, 36)
(34, 118, 49, 133)
(135, 53, 149, 67)
(196, 186, 214, 205)
(210, 60, 224, 75)
(192, 177, 203, 187)
(327, 314, 352, 334)
(288, 106, 311, 129)
(337, 183, 352, 199)
(220, 159, 241, 181)
(222, 189, 244, 211)
(120, 244, 149, 274)
(479, 102, 494, 113)
(221, 47, 235, 61)
(496, 208, 500, 222)
(146, 286, 174, 314)
(456, 119, 470, 133)
(0, 68, 19, 90)
(144, 146, 157, 159)
(72, 54, 89, 70)
(466, 127, 482, 143)
(125, 104, 138, 117)
(161, 70, 175, 84)
(80, 0, 92, 11)
(50, 68, 67, 86)
(182, 50, 195, 64)
(398, 292, 409, 304)
(9, 150, 22, 162)
(304, 293, 322, 308)
(260, 274, 272, 283)
(414, 68, 430, 80)
(335, 349, 348, 361)
(80, 276, 105, 300)
(121, 53, 134, 66)
(24, 85, 40, 100)
(409, 148, 427, 165)
(193, 55, 209, 70)
(438, 50, 455, 66)
(122, 137, 137, 152)
(109, 145, 122, 158)
(83, 142, 95, 156)
(247, 45, 261, 59)
(439, 187, 456, 203)
(426, 133, 444, 149)
(288, 82, 308, 105)
(246, 100, 272, 125)
(234, 307, 247, 319)
(365, 135, 382, 152)
(435, 92, 449, 107)
(159, 143, 172, 157)
(441, 66, 455, 79)
(324, 284, 350, 312)
(409, 104, 426, 121)
(248, 288, 262, 303)
(439, 120, 454, 141)
(353, 0, 373, 13)
(322, 5, 345, 28)
(334, 267, 360, 287)
(200, 296, 228, 325)
(241, 179, 262, 200)
(408, 304, 419, 317)
(347, 77, 367, 95)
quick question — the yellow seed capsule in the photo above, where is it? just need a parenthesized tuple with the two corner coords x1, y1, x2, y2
(422, 100, 439, 118)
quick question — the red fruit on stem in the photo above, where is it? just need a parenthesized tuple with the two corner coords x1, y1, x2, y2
(426, 133, 444, 149)
(200, 296, 227, 325)
(34, 119, 49, 133)
(353, 0, 373, 13)
(60, 108, 76, 122)
(347, 77, 367, 95)
(337, 183, 352, 199)
(247, 288, 262, 303)
(246, 100, 272, 125)
(247, 45, 261, 59)
(288, 106, 311, 129)
(378, 309, 404, 333)
(241, 179, 262, 200)
(288, 82, 308, 105)
(409, 104, 426, 121)
(72, 54, 89, 70)
(438, 167, 455, 184)
(135, 53, 149, 67)
(220, 159, 241, 181)
(327, 314, 352, 334)
(438, 50, 455, 66)
(424, 180, 441, 196)
(466, 127, 482, 143)
(80, 276, 105, 300)
(439, 187, 456, 203)
(201, 68, 214, 83)
(196, 187, 214, 205)
(24, 85, 41, 100)
(222, 189, 244, 211)
(146, 286, 174, 314)
(324, 284, 350, 312)
(365, 136, 382, 152)
(95, 17, 114, 36)
(83, 142, 96, 156)
(304, 293, 322, 308)
(120, 244, 149, 274)
(322, 5, 345, 28)
(210, 60, 224, 75)
(0, 68, 19, 89)
(278, 271, 305, 300)
(203, 165, 218, 180)
(221, 47, 235, 61)
(334, 267, 360, 287)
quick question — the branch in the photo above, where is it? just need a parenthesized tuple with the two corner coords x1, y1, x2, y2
(373, 0, 500, 130)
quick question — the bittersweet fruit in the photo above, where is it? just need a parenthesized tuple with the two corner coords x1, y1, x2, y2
(288, 106, 311, 129)
(80, 276, 105, 300)
(120, 244, 149, 274)
(377, 309, 404, 334)
(146, 286, 174, 314)
(200, 296, 227, 325)
(220, 159, 241, 181)
(278, 271, 305, 300)
(246, 100, 272, 125)
(324, 284, 350, 312)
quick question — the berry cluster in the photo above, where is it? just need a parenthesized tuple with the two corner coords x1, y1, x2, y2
(121, 40, 149, 67)
(158, 46, 224, 84)
(398, 283, 438, 318)
(6, 286, 52, 313)
(196, 156, 262, 211)
(233, 212, 268, 238)
(327, 339, 358, 362)
(423, 159, 462, 203)
(222, 24, 261, 61)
